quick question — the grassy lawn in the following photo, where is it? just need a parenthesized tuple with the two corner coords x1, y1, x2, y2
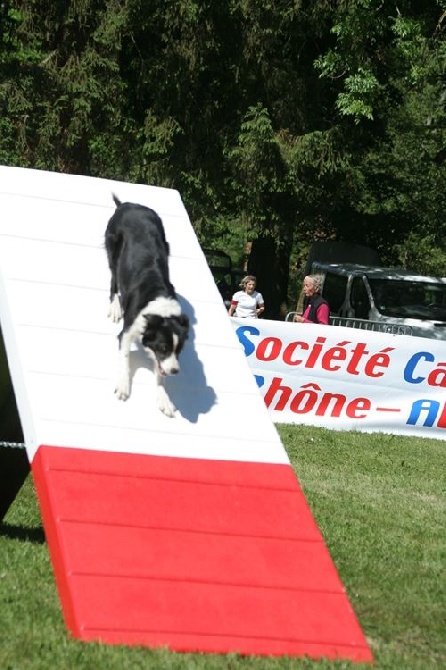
(1, 426, 445, 669)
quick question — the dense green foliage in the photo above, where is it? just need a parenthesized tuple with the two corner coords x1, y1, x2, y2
(1, 1, 445, 315)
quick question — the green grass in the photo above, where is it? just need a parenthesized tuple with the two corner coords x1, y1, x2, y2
(1, 426, 445, 669)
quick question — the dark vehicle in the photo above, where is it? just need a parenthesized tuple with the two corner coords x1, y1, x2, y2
(312, 261, 446, 341)
(202, 248, 244, 308)
(304, 241, 380, 276)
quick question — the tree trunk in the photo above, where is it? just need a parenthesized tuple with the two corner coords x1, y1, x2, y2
(247, 234, 290, 321)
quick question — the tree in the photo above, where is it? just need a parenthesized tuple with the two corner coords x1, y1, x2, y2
(313, 1, 446, 272)
(226, 104, 296, 318)
(1, 0, 445, 318)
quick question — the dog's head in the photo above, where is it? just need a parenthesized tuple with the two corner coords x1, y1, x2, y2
(141, 313, 189, 376)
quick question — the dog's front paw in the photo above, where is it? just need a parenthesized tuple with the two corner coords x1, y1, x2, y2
(157, 386, 176, 418)
(108, 295, 122, 323)
(115, 379, 130, 401)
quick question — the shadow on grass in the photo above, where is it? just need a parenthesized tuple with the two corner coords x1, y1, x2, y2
(0, 523, 45, 544)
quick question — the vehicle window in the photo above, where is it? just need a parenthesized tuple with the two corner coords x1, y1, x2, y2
(214, 270, 233, 302)
(351, 277, 370, 319)
(369, 279, 446, 320)
(322, 273, 348, 314)
(203, 249, 232, 270)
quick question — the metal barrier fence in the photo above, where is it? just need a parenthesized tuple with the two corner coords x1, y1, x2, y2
(285, 312, 413, 336)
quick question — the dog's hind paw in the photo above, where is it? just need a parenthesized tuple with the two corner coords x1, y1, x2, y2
(157, 386, 176, 418)
(108, 295, 122, 323)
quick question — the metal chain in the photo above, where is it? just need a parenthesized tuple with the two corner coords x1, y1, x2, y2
(0, 441, 25, 449)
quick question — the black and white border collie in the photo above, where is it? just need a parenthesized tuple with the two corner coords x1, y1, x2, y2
(105, 194, 189, 417)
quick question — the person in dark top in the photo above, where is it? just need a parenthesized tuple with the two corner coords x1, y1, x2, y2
(293, 274, 330, 325)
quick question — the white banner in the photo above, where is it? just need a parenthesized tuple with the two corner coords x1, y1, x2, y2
(231, 317, 446, 440)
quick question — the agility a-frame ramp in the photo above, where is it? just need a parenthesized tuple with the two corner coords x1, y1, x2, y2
(0, 166, 372, 662)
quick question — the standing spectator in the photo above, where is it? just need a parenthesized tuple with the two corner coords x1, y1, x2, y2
(293, 274, 330, 324)
(228, 275, 265, 318)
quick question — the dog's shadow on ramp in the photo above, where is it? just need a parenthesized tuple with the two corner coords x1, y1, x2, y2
(129, 295, 216, 423)
(167, 294, 217, 422)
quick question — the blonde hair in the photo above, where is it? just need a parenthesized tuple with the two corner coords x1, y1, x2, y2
(240, 275, 257, 289)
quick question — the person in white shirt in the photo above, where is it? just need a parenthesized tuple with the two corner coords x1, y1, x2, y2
(228, 275, 265, 318)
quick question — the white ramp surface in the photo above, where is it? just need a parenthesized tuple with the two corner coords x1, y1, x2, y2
(0, 167, 372, 662)
(0, 166, 285, 464)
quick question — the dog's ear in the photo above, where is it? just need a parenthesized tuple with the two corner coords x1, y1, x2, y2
(177, 314, 190, 349)
(143, 313, 163, 336)
(173, 313, 189, 339)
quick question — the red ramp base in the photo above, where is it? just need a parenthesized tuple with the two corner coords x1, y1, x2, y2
(32, 446, 372, 662)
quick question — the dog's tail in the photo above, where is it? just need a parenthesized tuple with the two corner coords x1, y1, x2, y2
(112, 192, 122, 208)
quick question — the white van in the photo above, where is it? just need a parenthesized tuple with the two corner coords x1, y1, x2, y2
(311, 262, 446, 341)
